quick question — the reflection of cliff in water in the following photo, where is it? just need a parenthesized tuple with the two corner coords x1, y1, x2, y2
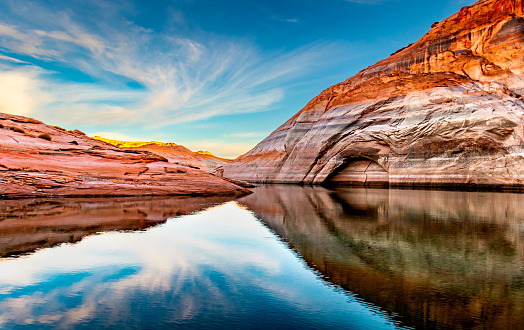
(0, 196, 234, 258)
(240, 186, 524, 329)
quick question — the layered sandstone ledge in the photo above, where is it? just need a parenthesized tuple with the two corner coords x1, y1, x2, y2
(223, 0, 524, 189)
(0, 113, 250, 199)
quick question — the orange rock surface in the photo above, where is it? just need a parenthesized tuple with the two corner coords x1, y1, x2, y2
(0, 113, 250, 198)
(91, 136, 232, 172)
(224, 0, 524, 189)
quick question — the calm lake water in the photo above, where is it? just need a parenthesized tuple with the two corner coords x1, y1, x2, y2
(0, 186, 523, 329)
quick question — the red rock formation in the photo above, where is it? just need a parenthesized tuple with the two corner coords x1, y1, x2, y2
(224, 0, 524, 189)
(0, 113, 250, 198)
(91, 137, 232, 172)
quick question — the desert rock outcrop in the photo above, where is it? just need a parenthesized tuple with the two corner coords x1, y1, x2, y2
(224, 0, 524, 189)
(0, 113, 250, 198)
(91, 137, 231, 172)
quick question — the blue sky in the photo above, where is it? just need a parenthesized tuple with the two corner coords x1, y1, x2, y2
(0, 0, 476, 158)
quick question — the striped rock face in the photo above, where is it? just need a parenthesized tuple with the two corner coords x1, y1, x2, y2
(223, 0, 524, 189)
(0, 113, 251, 199)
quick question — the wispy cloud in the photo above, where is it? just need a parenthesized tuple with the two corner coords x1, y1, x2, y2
(0, 1, 338, 131)
(269, 16, 299, 23)
(344, 0, 389, 4)
(222, 132, 270, 139)
(0, 54, 28, 64)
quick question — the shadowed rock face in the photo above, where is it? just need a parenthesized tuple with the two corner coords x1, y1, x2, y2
(240, 186, 524, 329)
(0, 195, 234, 257)
(0, 113, 250, 198)
(224, 0, 524, 189)
(327, 158, 389, 187)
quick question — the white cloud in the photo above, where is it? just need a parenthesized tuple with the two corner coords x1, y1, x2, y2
(0, 0, 357, 157)
(0, 12, 338, 129)
(270, 16, 299, 23)
(222, 132, 270, 139)
(0, 54, 27, 63)
(0, 70, 53, 116)
(0, 23, 58, 59)
(344, 0, 388, 4)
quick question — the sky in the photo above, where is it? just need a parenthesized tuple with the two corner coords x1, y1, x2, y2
(0, 0, 476, 158)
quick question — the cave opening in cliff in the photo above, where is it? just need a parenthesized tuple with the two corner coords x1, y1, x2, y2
(324, 158, 389, 187)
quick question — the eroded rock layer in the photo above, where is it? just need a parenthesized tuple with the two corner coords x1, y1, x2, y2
(224, 0, 524, 189)
(0, 113, 250, 198)
(91, 136, 232, 172)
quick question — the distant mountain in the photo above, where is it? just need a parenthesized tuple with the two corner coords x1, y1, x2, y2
(90, 138, 182, 149)
(0, 112, 249, 198)
(91, 136, 232, 172)
(224, 0, 524, 190)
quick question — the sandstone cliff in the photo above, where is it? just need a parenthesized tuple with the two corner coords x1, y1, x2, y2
(91, 136, 231, 172)
(224, 0, 524, 189)
(0, 113, 250, 198)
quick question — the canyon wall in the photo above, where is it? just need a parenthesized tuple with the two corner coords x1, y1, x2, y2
(224, 0, 524, 189)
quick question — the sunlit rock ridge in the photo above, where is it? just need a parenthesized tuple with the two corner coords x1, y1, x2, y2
(91, 136, 231, 172)
(0, 113, 249, 198)
(224, 0, 524, 189)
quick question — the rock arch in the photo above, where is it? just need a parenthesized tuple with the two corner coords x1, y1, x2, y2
(324, 157, 389, 187)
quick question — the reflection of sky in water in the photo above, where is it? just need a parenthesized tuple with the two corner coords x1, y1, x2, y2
(0, 202, 406, 329)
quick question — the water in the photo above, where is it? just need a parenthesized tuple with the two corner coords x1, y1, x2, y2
(0, 187, 523, 329)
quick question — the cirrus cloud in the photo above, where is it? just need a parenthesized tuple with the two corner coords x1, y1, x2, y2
(0, 1, 342, 130)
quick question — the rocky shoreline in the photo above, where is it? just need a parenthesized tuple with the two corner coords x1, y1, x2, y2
(0, 113, 251, 199)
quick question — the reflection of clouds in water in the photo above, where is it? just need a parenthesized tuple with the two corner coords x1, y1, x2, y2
(0, 202, 291, 327)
